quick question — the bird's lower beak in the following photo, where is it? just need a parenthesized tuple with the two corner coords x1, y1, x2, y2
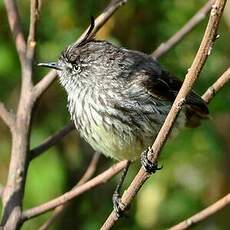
(38, 62, 62, 71)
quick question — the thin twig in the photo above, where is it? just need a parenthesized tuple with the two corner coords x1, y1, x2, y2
(0, 102, 15, 131)
(152, 0, 214, 59)
(33, 70, 57, 99)
(39, 152, 100, 230)
(26, 0, 40, 69)
(170, 192, 230, 230)
(202, 67, 230, 103)
(76, 152, 101, 186)
(21, 160, 127, 221)
(33, 0, 127, 100)
(4, 0, 26, 66)
(101, 0, 227, 229)
(30, 122, 75, 160)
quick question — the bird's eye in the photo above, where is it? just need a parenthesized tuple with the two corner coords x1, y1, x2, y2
(73, 65, 80, 73)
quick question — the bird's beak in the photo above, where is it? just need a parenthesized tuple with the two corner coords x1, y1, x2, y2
(38, 62, 62, 71)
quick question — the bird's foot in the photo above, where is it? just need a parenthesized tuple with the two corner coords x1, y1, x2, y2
(112, 191, 127, 218)
(141, 148, 163, 174)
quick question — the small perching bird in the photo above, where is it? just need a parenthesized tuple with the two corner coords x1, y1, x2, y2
(39, 18, 209, 215)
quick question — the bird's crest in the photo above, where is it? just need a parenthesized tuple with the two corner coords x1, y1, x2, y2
(74, 16, 95, 48)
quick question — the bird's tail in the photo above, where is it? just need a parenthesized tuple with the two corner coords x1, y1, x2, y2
(185, 91, 209, 128)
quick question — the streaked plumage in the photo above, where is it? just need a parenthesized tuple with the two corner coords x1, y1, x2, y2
(39, 39, 209, 161)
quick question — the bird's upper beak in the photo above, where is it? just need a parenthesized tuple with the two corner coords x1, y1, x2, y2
(38, 62, 62, 71)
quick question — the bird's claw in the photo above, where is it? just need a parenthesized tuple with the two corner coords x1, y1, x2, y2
(141, 149, 163, 174)
(112, 191, 126, 218)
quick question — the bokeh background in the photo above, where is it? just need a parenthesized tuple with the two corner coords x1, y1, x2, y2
(0, 0, 230, 229)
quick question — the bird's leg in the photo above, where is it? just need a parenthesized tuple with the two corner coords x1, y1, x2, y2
(112, 160, 131, 218)
(141, 148, 163, 174)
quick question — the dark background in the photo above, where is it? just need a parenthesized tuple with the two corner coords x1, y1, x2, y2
(0, 0, 230, 229)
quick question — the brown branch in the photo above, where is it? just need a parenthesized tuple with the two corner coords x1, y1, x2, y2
(170, 192, 230, 230)
(39, 152, 100, 230)
(202, 67, 230, 103)
(26, 0, 40, 75)
(21, 160, 127, 221)
(33, 70, 57, 99)
(152, 0, 214, 59)
(4, 0, 26, 66)
(166, 68, 230, 230)
(30, 122, 75, 160)
(33, 0, 127, 100)
(0, 102, 15, 131)
(101, 0, 227, 229)
(76, 152, 101, 186)
(1, 1, 41, 228)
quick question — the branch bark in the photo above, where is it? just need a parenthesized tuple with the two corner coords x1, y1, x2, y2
(4, 0, 26, 67)
(1, 1, 40, 229)
(170, 192, 230, 230)
(164, 68, 230, 229)
(24, 0, 40, 85)
(30, 122, 75, 160)
(38, 152, 100, 230)
(0, 102, 15, 131)
(21, 160, 127, 221)
(152, 0, 214, 59)
(101, 0, 227, 229)
(202, 67, 230, 103)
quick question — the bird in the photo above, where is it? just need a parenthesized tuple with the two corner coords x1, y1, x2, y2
(38, 18, 209, 215)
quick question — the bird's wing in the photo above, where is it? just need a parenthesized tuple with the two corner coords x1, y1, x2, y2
(140, 67, 209, 127)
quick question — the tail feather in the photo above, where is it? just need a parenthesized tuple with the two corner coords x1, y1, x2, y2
(185, 92, 209, 128)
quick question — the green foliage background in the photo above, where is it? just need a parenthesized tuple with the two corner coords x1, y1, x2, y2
(0, 0, 229, 229)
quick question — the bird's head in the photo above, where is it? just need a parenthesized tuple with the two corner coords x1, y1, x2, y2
(38, 17, 96, 88)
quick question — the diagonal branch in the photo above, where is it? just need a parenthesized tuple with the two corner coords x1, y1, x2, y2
(21, 160, 127, 221)
(170, 192, 230, 230)
(33, 0, 128, 100)
(76, 152, 101, 186)
(152, 0, 214, 59)
(26, 0, 40, 72)
(38, 152, 100, 230)
(4, 0, 26, 66)
(202, 67, 230, 103)
(101, 0, 227, 229)
(0, 102, 15, 131)
(166, 68, 230, 229)
(30, 122, 75, 160)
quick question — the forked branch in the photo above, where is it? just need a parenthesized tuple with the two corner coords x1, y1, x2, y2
(21, 160, 127, 221)
(0, 102, 15, 131)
